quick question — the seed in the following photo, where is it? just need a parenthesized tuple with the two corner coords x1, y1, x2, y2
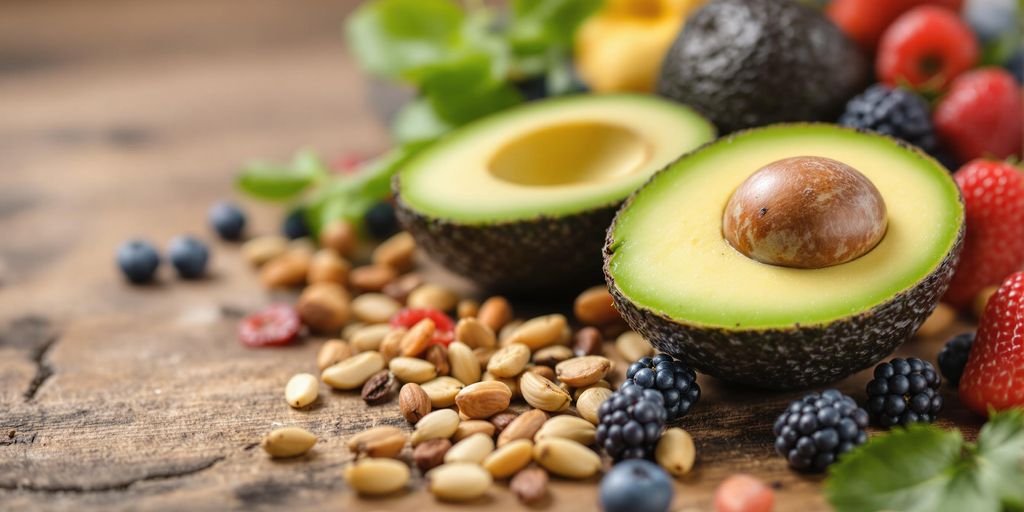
(507, 315, 568, 350)
(428, 463, 493, 502)
(412, 408, 461, 446)
(616, 331, 654, 362)
(420, 376, 465, 408)
(448, 341, 481, 385)
(576, 387, 613, 425)
(573, 326, 604, 357)
(482, 439, 534, 479)
(260, 249, 311, 288)
(414, 438, 452, 472)
(487, 343, 531, 377)
(425, 344, 450, 376)
(399, 382, 431, 424)
(297, 282, 350, 333)
(261, 427, 316, 458)
(490, 411, 518, 435)
(360, 370, 398, 405)
(556, 356, 612, 387)
(342, 322, 366, 340)
(573, 380, 611, 401)
(346, 426, 407, 458)
(916, 302, 955, 338)
(285, 373, 318, 408)
(453, 420, 495, 441)
(389, 357, 438, 384)
(499, 320, 524, 344)
(533, 345, 574, 367)
(381, 273, 424, 303)
(478, 296, 513, 332)
(973, 285, 998, 318)
(498, 409, 547, 447)
(322, 351, 384, 390)
(408, 284, 459, 311)
(520, 371, 571, 412)
(535, 415, 597, 445)
(457, 299, 479, 319)
(316, 339, 352, 371)
(482, 371, 519, 398)
(372, 232, 417, 271)
(379, 327, 405, 362)
(242, 235, 288, 267)
(307, 248, 350, 285)
(527, 365, 556, 381)
(455, 381, 513, 419)
(532, 438, 601, 479)
(350, 323, 393, 353)
(444, 432, 495, 464)
(319, 220, 356, 256)
(656, 427, 697, 477)
(400, 318, 435, 357)
(343, 458, 409, 496)
(351, 293, 402, 324)
(511, 466, 548, 505)
(350, 264, 398, 292)
(455, 317, 497, 349)
(574, 286, 621, 326)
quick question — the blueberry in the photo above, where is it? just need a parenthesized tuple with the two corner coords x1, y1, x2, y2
(168, 236, 209, 279)
(207, 201, 246, 240)
(838, 84, 938, 154)
(600, 460, 673, 512)
(282, 209, 309, 240)
(938, 332, 975, 385)
(116, 239, 160, 284)
(364, 201, 399, 240)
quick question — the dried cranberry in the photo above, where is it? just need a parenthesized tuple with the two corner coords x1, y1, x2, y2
(390, 308, 454, 346)
(239, 304, 301, 347)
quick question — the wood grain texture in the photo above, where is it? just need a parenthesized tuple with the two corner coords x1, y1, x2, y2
(0, 1, 983, 511)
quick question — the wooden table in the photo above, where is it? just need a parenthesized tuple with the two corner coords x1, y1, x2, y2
(0, 1, 982, 510)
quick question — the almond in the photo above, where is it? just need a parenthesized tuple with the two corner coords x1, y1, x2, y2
(372, 232, 417, 271)
(506, 314, 568, 350)
(319, 220, 356, 255)
(241, 235, 288, 267)
(307, 248, 350, 285)
(532, 438, 601, 479)
(555, 356, 612, 387)
(457, 299, 479, 319)
(574, 286, 621, 326)
(448, 341, 481, 385)
(519, 371, 571, 412)
(510, 466, 548, 505)
(477, 296, 513, 332)
(455, 381, 513, 419)
(346, 426, 407, 459)
(482, 371, 519, 399)
(498, 409, 547, 447)
(400, 318, 435, 357)
(399, 382, 432, 424)
(350, 264, 397, 292)
(533, 345, 574, 367)
(297, 282, 350, 333)
(379, 327, 405, 362)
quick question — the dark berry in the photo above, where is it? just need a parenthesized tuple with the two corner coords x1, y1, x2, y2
(238, 304, 301, 347)
(207, 201, 246, 241)
(364, 201, 398, 240)
(773, 389, 868, 473)
(389, 308, 454, 346)
(938, 332, 975, 385)
(596, 384, 667, 461)
(282, 209, 309, 240)
(838, 84, 938, 153)
(116, 239, 160, 284)
(599, 459, 673, 512)
(622, 353, 700, 420)
(865, 357, 943, 427)
(168, 235, 209, 279)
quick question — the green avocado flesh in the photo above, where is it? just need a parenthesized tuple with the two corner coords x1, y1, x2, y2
(607, 124, 963, 330)
(398, 94, 715, 223)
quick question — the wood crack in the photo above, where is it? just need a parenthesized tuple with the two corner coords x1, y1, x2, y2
(22, 330, 59, 402)
(0, 455, 227, 494)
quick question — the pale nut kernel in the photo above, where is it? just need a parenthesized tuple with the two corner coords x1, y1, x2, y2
(527, 365, 556, 382)
(346, 426, 408, 459)
(351, 293, 402, 324)
(261, 427, 316, 458)
(379, 327, 406, 362)
(389, 357, 438, 384)
(241, 235, 288, 267)
(400, 318, 435, 357)
(532, 438, 601, 479)
(307, 248, 350, 285)
(372, 232, 417, 272)
(343, 458, 410, 496)
(342, 322, 367, 340)
(319, 220, 356, 256)
(655, 427, 696, 477)
(499, 320, 524, 344)
(322, 351, 384, 390)
(507, 314, 568, 350)
(408, 284, 459, 312)
(478, 296, 514, 332)
(316, 339, 352, 371)
(520, 371, 571, 412)
(297, 282, 350, 333)
(448, 341, 481, 385)
(444, 432, 495, 464)
(482, 371, 519, 399)
(350, 264, 398, 292)
(573, 380, 612, 401)
(534, 415, 597, 445)
(455, 381, 513, 419)
(399, 382, 432, 424)
(350, 323, 393, 353)
(555, 356, 612, 388)
(574, 286, 621, 326)
(615, 331, 654, 362)
(533, 345, 574, 367)
(285, 373, 319, 408)
(482, 439, 534, 479)
(411, 408, 461, 446)
(576, 387, 613, 425)
(453, 420, 496, 442)
(487, 343, 532, 378)
(457, 299, 479, 319)
(497, 409, 548, 447)
(427, 462, 493, 502)
(420, 376, 465, 408)
(455, 317, 497, 349)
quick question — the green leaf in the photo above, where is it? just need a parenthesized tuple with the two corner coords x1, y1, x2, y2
(392, 98, 454, 144)
(236, 149, 328, 201)
(413, 50, 524, 125)
(975, 409, 1024, 508)
(508, 0, 602, 53)
(345, 0, 465, 80)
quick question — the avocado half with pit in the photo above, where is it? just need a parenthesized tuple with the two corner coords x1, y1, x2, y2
(604, 124, 964, 389)
(394, 94, 715, 292)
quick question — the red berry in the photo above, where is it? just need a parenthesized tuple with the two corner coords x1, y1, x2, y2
(238, 304, 302, 347)
(827, 0, 962, 53)
(330, 153, 364, 174)
(876, 6, 978, 91)
(714, 474, 775, 512)
(959, 271, 1024, 416)
(933, 68, 1023, 164)
(943, 160, 1024, 308)
(390, 308, 454, 346)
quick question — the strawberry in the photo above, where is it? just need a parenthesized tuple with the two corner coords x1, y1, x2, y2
(827, 0, 963, 53)
(933, 68, 1023, 164)
(943, 159, 1024, 307)
(959, 271, 1024, 415)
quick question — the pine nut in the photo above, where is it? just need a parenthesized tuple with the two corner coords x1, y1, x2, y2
(351, 293, 401, 324)
(535, 415, 596, 445)
(506, 314, 567, 350)
(444, 432, 495, 464)
(261, 427, 316, 458)
(321, 351, 384, 390)
(343, 458, 409, 496)
(532, 438, 601, 479)
(408, 284, 459, 311)
(389, 357, 438, 384)
(454, 317, 497, 349)
(427, 463, 493, 502)
(350, 324, 392, 353)
(412, 408, 461, 446)
(346, 426, 407, 459)
(316, 339, 352, 371)
(482, 439, 533, 479)
(448, 341, 481, 385)
(284, 373, 318, 408)
(656, 427, 697, 477)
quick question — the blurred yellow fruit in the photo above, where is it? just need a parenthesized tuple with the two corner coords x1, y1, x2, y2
(575, 0, 706, 93)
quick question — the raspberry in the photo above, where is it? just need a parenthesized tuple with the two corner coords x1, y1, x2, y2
(937, 332, 975, 385)
(876, 6, 978, 91)
(773, 389, 869, 472)
(622, 354, 700, 421)
(390, 308, 454, 346)
(238, 304, 302, 348)
(596, 384, 667, 461)
(865, 357, 943, 427)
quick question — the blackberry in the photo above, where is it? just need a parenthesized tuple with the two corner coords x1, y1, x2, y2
(838, 84, 938, 154)
(282, 208, 309, 240)
(596, 384, 667, 461)
(622, 354, 700, 420)
(364, 201, 398, 240)
(208, 201, 246, 241)
(865, 357, 943, 427)
(168, 235, 209, 279)
(773, 389, 869, 473)
(938, 332, 975, 385)
(116, 239, 160, 284)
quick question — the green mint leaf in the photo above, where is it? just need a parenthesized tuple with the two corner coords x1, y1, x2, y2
(508, 0, 601, 53)
(975, 409, 1024, 508)
(413, 50, 524, 125)
(236, 150, 328, 201)
(345, 0, 465, 80)
(393, 98, 453, 144)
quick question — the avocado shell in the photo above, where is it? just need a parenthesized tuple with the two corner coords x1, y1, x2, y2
(602, 127, 966, 389)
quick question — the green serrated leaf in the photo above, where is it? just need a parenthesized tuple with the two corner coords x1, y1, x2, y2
(236, 151, 328, 201)
(975, 409, 1024, 508)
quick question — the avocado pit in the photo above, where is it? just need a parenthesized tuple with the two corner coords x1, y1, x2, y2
(722, 156, 887, 269)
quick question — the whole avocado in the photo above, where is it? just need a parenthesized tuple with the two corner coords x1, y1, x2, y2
(657, 0, 866, 133)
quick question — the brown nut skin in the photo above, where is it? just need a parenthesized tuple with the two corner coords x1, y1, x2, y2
(722, 156, 887, 269)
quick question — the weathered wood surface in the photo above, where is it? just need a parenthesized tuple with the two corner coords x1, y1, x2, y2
(0, 1, 983, 511)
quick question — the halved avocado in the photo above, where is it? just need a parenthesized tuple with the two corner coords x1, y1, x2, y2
(604, 124, 964, 389)
(395, 94, 715, 292)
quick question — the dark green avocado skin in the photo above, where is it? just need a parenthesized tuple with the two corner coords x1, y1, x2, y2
(657, 0, 867, 133)
(395, 187, 617, 294)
